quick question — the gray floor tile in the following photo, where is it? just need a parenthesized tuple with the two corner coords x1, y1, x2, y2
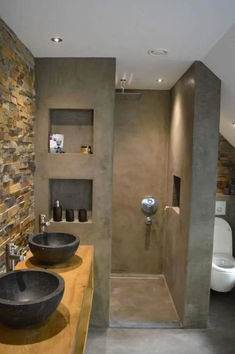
(86, 328, 235, 354)
(86, 281, 235, 354)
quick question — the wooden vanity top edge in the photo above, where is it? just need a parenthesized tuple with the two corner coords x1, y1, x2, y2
(0, 245, 94, 354)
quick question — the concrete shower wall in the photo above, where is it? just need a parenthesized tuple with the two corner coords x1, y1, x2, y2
(35, 58, 115, 327)
(112, 90, 170, 274)
(164, 61, 221, 328)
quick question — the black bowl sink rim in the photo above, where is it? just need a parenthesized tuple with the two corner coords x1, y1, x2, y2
(0, 269, 64, 306)
(28, 232, 80, 249)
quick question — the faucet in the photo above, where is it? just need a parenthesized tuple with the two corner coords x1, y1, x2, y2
(39, 214, 50, 232)
(5, 243, 25, 272)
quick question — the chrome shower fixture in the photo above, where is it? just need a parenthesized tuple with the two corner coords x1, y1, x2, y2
(120, 78, 127, 93)
(141, 196, 158, 225)
(116, 78, 142, 99)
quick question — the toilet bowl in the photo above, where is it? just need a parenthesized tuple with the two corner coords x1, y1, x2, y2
(211, 217, 235, 292)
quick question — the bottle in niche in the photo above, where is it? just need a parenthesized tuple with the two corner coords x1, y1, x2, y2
(78, 209, 88, 222)
(66, 208, 74, 222)
(80, 145, 92, 154)
(53, 200, 62, 222)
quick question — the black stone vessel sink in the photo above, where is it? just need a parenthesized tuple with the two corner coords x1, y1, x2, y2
(28, 232, 80, 265)
(0, 269, 64, 327)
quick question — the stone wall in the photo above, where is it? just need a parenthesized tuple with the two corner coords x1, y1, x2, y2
(217, 134, 235, 193)
(0, 18, 35, 272)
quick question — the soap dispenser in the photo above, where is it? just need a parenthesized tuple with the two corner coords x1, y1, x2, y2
(53, 200, 62, 222)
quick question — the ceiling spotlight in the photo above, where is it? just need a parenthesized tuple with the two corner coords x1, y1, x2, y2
(148, 48, 168, 56)
(233, 122, 235, 127)
(51, 37, 63, 43)
(157, 78, 163, 83)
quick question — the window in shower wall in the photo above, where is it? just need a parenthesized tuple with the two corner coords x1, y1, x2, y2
(172, 175, 181, 208)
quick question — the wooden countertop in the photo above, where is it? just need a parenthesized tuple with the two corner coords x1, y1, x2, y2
(0, 245, 94, 354)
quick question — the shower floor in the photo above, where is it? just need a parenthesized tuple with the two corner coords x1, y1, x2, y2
(110, 274, 180, 328)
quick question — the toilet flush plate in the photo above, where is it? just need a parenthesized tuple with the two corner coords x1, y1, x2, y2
(215, 201, 226, 215)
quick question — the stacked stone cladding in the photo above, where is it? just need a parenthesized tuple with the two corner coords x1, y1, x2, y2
(0, 18, 35, 272)
(217, 134, 235, 193)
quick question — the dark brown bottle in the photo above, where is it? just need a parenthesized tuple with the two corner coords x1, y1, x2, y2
(66, 208, 74, 222)
(78, 209, 88, 222)
(53, 200, 62, 221)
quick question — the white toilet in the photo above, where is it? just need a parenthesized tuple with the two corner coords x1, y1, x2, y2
(211, 217, 235, 292)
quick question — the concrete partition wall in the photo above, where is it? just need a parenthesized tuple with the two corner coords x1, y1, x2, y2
(35, 58, 115, 327)
(164, 61, 221, 327)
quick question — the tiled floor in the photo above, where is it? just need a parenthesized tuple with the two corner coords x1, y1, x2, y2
(110, 275, 180, 328)
(209, 288, 235, 329)
(86, 286, 235, 354)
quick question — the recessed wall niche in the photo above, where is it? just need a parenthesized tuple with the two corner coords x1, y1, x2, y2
(49, 179, 93, 222)
(172, 175, 181, 207)
(50, 109, 94, 154)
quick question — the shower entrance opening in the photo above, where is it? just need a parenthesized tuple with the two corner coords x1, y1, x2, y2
(110, 90, 181, 328)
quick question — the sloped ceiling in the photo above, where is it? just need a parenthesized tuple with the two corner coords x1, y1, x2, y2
(203, 24, 235, 147)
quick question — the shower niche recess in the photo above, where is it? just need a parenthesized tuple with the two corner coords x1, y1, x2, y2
(49, 109, 94, 154)
(49, 179, 93, 223)
(172, 175, 181, 208)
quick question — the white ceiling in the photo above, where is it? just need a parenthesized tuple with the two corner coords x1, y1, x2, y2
(1, 0, 235, 143)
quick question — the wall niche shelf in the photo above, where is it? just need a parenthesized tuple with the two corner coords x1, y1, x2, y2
(49, 109, 94, 154)
(49, 219, 93, 224)
(49, 179, 93, 221)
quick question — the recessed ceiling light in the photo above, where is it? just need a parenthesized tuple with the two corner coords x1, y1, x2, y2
(148, 48, 168, 56)
(233, 122, 235, 127)
(51, 37, 63, 43)
(156, 78, 164, 83)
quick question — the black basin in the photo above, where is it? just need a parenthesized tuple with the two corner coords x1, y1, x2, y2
(28, 232, 80, 265)
(0, 269, 64, 327)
